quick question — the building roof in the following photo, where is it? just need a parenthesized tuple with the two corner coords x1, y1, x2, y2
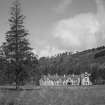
(41, 74, 80, 81)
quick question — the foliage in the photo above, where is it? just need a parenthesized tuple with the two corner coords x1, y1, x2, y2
(0, 0, 38, 87)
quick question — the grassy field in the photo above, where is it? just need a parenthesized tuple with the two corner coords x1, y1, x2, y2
(0, 85, 105, 105)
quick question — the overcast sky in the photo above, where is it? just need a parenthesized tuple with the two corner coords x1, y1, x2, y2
(0, 0, 105, 57)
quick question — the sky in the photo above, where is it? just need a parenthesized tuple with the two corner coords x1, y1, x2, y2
(0, 0, 105, 57)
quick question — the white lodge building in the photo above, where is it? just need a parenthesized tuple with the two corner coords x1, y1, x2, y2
(39, 72, 92, 86)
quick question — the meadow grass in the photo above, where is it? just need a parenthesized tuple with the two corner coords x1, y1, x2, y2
(0, 85, 105, 105)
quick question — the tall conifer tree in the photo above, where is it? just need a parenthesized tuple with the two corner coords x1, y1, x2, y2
(4, 0, 32, 89)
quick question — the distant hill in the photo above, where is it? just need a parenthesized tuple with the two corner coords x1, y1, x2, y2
(38, 46, 105, 75)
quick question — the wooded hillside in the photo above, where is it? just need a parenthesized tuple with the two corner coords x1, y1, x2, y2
(38, 46, 105, 84)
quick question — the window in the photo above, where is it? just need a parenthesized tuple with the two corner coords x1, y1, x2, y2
(85, 77, 88, 81)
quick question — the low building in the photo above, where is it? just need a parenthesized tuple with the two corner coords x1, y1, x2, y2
(39, 72, 92, 86)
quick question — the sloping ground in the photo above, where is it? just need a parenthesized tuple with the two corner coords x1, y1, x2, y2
(50, 47, 105, 74)
(0, 85, 105, 105)
(38, 46, 105, 77)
